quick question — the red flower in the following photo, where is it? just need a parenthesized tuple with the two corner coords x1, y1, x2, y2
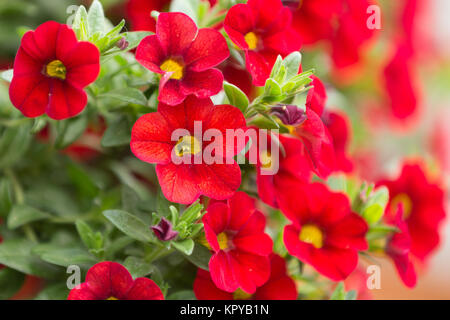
(377, 163, 446, 261)
(136, 12, 229, 106)
(224, 0, 301, 86)
(126, 0, 217, 31)
(9, 21, 100, 120)
(385, 206, 417, 288)
(289, 0, 375, 69)
(130, 96, 246, 204)
(250, 130, 311, 208)
(279, 182, 368, 281)
(68, 261, 164, 300)
(201, 192, 273, 293)
(383, 44, 419, 120)
(193, 254, 297, 300)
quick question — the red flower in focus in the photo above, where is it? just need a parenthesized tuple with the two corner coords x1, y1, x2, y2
(385, 205, 417, 288)
(279, 182, 368, 281)
(126, 0, 217, 31)
(250, 130, 311, 208)
(377, 163, 446, 261)
(224, 0, 301, 86)
(201, 192, 273, 293)
(68, 261, 164, 300)
(136, 12, 229, 106)
(383, 44, 419, 120)
(288, 0, 375, 69)
(9, 21, 100, 120)
(193, 254, 297, 300)
(130, 96, 245, 204)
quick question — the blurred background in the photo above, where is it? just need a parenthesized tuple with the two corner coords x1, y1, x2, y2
(0, 0, 450, 299)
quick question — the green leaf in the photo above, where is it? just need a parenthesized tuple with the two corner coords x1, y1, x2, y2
(39, 248, 97, 267)
(1, 69, 13, 83)
(330, 282, 346, 300)
(184, 243, 211, 270)
(100, 88, 147, 106)
(269, 55, 283, 79)
(122, 31, 153, 50)
(283, 51, 302, 80)
(67, 162, 99, 198)
(223, 82, 249, 112)
(34, 282, 69, 300)
(7, 204, 51, 229)
(54, 115, 88, 149)
(0, 123, 32, 169)
(263, 78, 283, 98)
(0, 178, 13, 217)
(0, 239, 62, 279)
(170, 0, 200, 23)
(172, 239, 194, 255)
(345, 290, 358, 300)
(179, 201, 203, 224)
(361, 186, 389, 225)
(101, 115, 132, 147)
(0, 268, 25, 299)
(167, 290, 196, 300)
(72, 6, 89, 40)
(123, 256, 154, 278)
(75, 220, 103, 251)
(103, 209, 156, 243)
(87, 0, 105, 36)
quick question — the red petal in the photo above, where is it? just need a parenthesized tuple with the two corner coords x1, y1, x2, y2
(64, 41, 100, 88)
(234, 211, 272, 255)
(228, 191, 257, 230)
(229, 250, 271, 294)
(135, 35, 166, 74)
(193, 269, 234, 300)
(194, 162, 242, 201)
(156, 12, 197, 55)
(55, 24, 78, 62)
(327, 213, 368, 250)
(130, 112, 174, 164)
(224, 4, 255, 50)
(253, 276, 297, 300)
(156, 163, 201, 204)
(21, 21, 59, 62)
(306, 75, 327, 116)
(125, 278, 164, 300)
(9, 74, 48, 118)
(245, 51, 271, 86)
(180, 68, 224, 99)
(203, 202, 230, 236)
(67, 283, 98, 300)
(184, 29, 229, 72)
(209, 251, 239, 292)
(47, 80, 87, 120)
(85, 262, 134, 299)
(158, 78, 186, 106)
(12, 47, 42, 77)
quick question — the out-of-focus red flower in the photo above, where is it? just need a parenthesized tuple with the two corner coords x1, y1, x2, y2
(201, 192, 273, 293)
(279, 182, 368, 281)
(385, 205, 417, 288)
(224, 0, 301, 86)
(130, 96, 245, 204)
(219, 58, 255, 98)
(305, 75, 327, 116)
(288, 0, 375, 69)
(126, 0, 217, 31)
(250, 130, 311, 208)
(383, 44, 419, 120)
(322, 111, 353, 173)
(136, 12, 229, 106)
(193, 254, 297, 300)
(377, 163, 446, 261)
(10, 276, 45, 300)
(68, 261, 164, 300)
(343, 268, 372, 300)
(9, 21, 100, 120)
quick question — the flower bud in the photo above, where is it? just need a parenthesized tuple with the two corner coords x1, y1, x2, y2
(271, 104, 307, 126)
(151, 217, 178, 241)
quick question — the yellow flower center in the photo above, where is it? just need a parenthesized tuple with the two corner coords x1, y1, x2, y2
(390, 193, 413, 219)
(299, 224, 324, 249)
(259, 150, 273, 169)
(197, 232, 229, 250)
(160, 58, 184, 80)
(106, 296, 118, 300)
(45, 60, 66, 80)
(233, 288, 253, 300)
(174, 135, 201, 157)
(244, 32, 258, 50)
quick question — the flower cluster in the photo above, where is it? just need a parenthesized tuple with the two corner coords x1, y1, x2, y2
(0, 0, 447, 301)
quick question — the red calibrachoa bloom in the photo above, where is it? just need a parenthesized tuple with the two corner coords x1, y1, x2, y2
(136, 12, 229, 106)
(68, 261, 164, 300)
(249, 129, 311, 208)
(224, 0, 301, 86)
(201, 192, 273, 293)
(279, 182, 368, 281)
(385, 206, 417, 288)
(193, 254, 297, 300)
(130, 96, 246, 204)
(9, 21, 100, 120)
(377, 163, 446, 261)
